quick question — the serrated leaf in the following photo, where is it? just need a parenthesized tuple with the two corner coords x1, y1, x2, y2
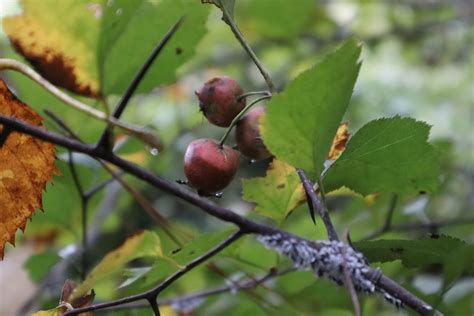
(353, 235, 473, 271)
(0, 80, 58, 259)
(71, 230, 165, 300)
(242, 159, 306, 223)
(261, 40, 361, 178)
(3, 0, 101, 97)
(100, 0, 210, 95)
(323, 116, 440, 195)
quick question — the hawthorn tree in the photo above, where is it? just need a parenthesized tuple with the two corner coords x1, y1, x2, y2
(0, 1, 472, 315)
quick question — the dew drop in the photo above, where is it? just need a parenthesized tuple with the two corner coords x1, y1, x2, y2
(149, 147, 159, 156)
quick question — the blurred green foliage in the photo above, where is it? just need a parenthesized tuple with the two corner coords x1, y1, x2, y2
(0, 0, 473, 315)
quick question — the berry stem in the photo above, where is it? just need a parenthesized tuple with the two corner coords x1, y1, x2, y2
(219, 3, 277, 94)
(219, 95, 271, 147)
(237, 90, 271, 101)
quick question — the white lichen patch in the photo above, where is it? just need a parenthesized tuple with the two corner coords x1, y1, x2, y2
(257, 234, 403, 307)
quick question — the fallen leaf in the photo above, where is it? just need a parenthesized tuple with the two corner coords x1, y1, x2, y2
(328, 122, 349, 160)
(2, 0, 101, 97)
(0, 79, 58, 259)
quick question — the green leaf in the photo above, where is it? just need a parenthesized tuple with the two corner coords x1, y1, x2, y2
(236, 0, 314, 39)
(353, 235, 472, 270)
(323, 116, 440, 195)
(125, 230, 236, 289)
(242, 159, 305, 223)
(24, 251, 61, 283)
(442, 244, 474, 291)
(261, 40, 361, 178)
(71, 230, 165, 299)
(99, 0, 210, 95)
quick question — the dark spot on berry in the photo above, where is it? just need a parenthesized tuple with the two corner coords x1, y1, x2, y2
(171, 248, 182, 254)
(175, 47, 183, 55)
(276, 184, 285, 189)
(419, 191, 426, 195)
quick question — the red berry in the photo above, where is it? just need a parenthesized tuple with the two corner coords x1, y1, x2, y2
(196, 76, 245, 127)
(184, 138, 240, 195)
(235, 106, 271, 160)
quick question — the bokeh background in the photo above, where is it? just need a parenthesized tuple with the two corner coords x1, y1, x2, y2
(0, 0, 473, 315)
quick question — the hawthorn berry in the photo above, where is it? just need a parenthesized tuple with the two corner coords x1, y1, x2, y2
(195, 76, 245, 127)
(184, 138, 240, 195)
(235, 106, 271, 160)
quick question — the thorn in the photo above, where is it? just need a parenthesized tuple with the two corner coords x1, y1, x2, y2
(304, 191, 316, 225)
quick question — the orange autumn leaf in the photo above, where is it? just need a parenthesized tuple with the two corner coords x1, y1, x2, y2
(0, 79, 58, 259)
(328, 122, 349, 160)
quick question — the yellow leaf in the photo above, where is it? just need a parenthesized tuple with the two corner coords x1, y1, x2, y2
(242, 159, 306, 223)
(328, 122, 349, 160)
(0, 79, 58, 259)
(3, 0, 101, 97)
(32, 307, 64, 316)
(71, 230, 165, 300)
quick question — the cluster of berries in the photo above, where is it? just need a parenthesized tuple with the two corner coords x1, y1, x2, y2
(183, 76, 271, 196)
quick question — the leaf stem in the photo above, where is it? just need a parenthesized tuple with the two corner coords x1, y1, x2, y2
(237, 90, 271, 101)
(219, 95, 271, 147)
(219, 3, 276, 93)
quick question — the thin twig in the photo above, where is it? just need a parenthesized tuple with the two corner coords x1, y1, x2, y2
(237, 90, 271, 101)
(342, 230, 361, 316)
(362, 216, 474, 241)
(96, 17, 185, 151)
(0, 114, 442, 316)
(297, 169, 339, 241)
(102, 267, 295, 312)
(84, 176, 120, 199)
(219, 95, 271, 146)
(63, 230, 244, 315)
(66, 151, 89, 280)
(219, 3, 276, 93)
(0, 59, 159, 147)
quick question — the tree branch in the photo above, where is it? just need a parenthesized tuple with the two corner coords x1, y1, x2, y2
(63, 230, 244, 315)
(297, 169, 339, 241)
(363, 216, 474, 240)
(96, 17, 184, 151)
(0, 114, 442, 315)
(103, 267, 294, 313)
